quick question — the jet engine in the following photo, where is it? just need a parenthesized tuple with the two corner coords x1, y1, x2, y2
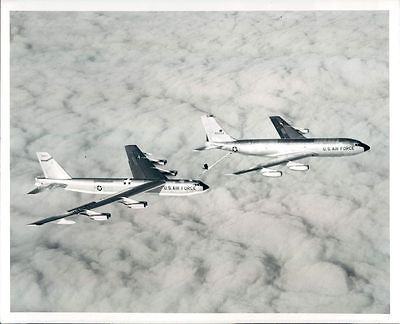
(81, 210, 111, 221)
(89, 213, 111, 221)
(149, 158, 167, 166)
(294, 127, 309, 134)
(144, 153, 167, 165)
(287, 161, 309, 171)
(260, 168, 283, 177)
(129, 202, 147, 209)
(155, 167, 178, 176)
(120, 198, 148, 209)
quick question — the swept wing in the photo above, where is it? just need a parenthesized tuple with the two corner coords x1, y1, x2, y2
(229, 152, 315, 175)
(125, 145, 167, 180)
(28, 180, 165, 226)
(270, 116, 306, 139)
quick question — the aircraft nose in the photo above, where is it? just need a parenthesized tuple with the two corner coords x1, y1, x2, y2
(200, 182, 209, 191)
(362, 143, 370, 152)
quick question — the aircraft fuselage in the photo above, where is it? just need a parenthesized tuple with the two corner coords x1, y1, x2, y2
(213, 138, 369, 157)
(34, 177, 209, 196)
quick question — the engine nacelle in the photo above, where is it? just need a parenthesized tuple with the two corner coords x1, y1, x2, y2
(128, 202, 148, 209)
(295, 127, 309, 134)
(89, 213, 111, 221)
(260, 168, 283, 177)
(287, 161, 309, 171)
(81, 210, 111, 221)
(156, 167, 178, 176)
(125, 201, 148, 209)
(144, 153, 167, 166)
(120, 197, 148, 209)
(149, 158, 167, 166)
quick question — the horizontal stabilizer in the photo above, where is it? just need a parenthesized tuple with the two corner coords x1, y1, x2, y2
(27, 187, 45, 194)
(193, 143, 222, 152)
(27, 183, 67, 195)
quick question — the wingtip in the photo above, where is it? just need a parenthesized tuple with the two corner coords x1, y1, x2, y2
(27, 223, 39, 227)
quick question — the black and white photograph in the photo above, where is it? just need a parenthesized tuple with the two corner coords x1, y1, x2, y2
(2, 1, 396, 323)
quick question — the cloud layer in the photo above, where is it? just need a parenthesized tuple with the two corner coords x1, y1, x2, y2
(10, 11, 388, 313)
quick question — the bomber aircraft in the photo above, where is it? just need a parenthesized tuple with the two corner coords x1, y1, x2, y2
(28, 145, 209, 226)
(194, 114, 370, 177)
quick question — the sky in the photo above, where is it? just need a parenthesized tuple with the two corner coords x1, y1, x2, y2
(9, 11, 389, 313)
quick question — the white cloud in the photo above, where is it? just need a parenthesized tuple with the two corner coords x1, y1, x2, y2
(10, 11, 388, 313)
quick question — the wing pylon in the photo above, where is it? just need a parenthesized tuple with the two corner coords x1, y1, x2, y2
(27, 180, 165, 226)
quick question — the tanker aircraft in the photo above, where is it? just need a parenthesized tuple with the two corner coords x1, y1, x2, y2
(28, 145, 209, 226)
(194, 114, 370, 177)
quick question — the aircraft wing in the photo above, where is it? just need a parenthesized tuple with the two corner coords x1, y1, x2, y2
(228, 152, 315, 175)
(27, 180, 165, 226)
(27, 211, 77, 226)
(270, 116, 306, 139)
(125, 145, 167, 180)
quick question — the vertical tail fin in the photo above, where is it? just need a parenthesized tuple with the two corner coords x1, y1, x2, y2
(201, 115, 235, 143)
(36, 152, 71, 179)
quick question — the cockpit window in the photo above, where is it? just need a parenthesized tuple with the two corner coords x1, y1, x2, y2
(354, 143, 360, 146)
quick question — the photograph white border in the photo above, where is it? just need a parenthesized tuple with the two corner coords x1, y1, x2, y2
(1, 0, 398, 323)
